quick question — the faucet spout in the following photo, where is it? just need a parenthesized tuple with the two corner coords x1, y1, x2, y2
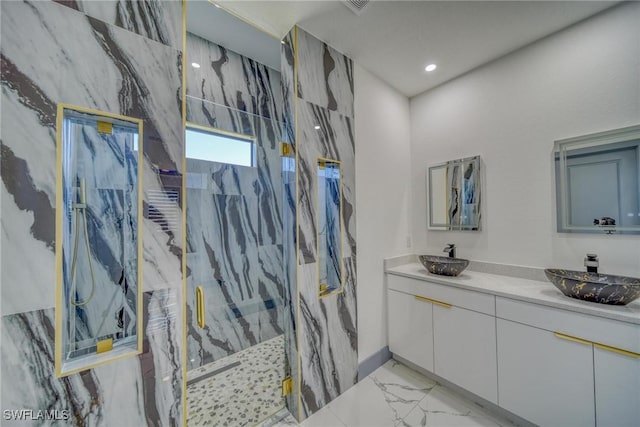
(443, 243, 456, 258)
(584, 253, 599, 274)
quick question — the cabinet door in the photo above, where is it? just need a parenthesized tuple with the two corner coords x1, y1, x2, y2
(433, 305, 497, 404)
(497, 319, 595, 427)
(594, 345, 640, 427)
(388, 290, 434, 371)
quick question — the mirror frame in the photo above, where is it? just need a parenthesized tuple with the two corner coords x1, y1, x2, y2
(427, 155, 481, 231)
(555, 124, 640, 234)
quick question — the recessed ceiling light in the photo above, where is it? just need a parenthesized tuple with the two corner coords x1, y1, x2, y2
(425, 64, 437, 72)
(191, 62, 201, 69)
(214, 3, 221, 8)
(314, 125, 321, 130)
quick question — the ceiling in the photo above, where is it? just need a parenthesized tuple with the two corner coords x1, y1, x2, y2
(207, 0, 619, 97)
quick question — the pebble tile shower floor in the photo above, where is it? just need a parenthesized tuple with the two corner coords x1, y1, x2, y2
(187, 335, 285, 426)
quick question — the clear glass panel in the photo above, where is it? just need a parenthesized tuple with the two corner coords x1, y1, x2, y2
(60, 108, 141, 368)
(185, 112, 287, 424)
(317, 159, 342, 297)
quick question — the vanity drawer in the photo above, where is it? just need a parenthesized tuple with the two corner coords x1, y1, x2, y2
(496, 297, 640, 354)
(387, 274, 495, 315)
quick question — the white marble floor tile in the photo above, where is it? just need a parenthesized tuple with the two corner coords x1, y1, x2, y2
(301, 406, 347, 427)
(398, 386, 507, 427)
(325, 360, 436, 426)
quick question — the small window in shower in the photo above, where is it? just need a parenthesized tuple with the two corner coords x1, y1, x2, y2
(317, 158, 343, 297)
(56, 105, 143, 377)
(186, 126, 256, 167)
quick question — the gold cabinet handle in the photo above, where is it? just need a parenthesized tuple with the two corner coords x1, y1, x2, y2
(196, 286, 205, 328)
(555, 332, 640, 358)
(414, 295, 452, 308)
(594, 343, 640, 359)
(554, 332, 591, 346)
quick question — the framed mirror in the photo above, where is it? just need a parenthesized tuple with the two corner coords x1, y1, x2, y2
(428, 155, 481, 231)
(555, 125, 640, 234)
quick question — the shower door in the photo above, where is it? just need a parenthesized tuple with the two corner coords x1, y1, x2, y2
(184, 109, 288, 425)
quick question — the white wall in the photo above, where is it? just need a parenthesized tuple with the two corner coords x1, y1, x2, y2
(409, 2, 640, 277)
(355, 64, 412, 363)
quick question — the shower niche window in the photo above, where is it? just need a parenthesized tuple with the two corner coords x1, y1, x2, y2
(317, 159, 343, 297)
(186, 126, 256, 167)
(56, 105, 143, 376)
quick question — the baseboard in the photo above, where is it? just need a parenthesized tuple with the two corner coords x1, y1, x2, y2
(358, 346, 392, 381)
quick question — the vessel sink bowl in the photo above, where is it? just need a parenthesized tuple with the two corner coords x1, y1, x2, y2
(419, 255, 470, 277)
(544, 269, 640, 306)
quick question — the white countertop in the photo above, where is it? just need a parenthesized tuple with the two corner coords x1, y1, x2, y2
(386, 263, 640, 325)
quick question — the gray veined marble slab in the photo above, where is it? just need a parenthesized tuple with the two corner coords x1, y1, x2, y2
(298, 261, 358, 418)
(281, 26, 357, 422)
(137, 288, 184, 424)
(185, 171, 284, 368)
(1, 1, 184, 425)
(280, 31, 296, 146)
(54, 0, 182, 50)
(1, 288, 183, 426)
(1, 0, 183, 315)
(296, 28, 354, 118)
(296, 100, 355, 265)
(186, 32, 282, 123)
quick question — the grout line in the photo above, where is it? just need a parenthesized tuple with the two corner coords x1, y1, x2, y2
(325, 404, 349, 427)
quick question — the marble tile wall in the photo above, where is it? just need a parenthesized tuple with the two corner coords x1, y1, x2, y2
(1, 0, 183, 425)
(281, 26, 357, 421)
(184, 33, 286, 371)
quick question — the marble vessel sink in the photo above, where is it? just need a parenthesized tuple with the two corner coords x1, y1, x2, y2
(419, 255, 470, 277)
(544, 269, 640, 306)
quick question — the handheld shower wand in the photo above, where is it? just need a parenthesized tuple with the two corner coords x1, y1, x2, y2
(70, 177, 96, 307)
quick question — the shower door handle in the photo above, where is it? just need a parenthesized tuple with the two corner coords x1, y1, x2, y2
(196, 286, 205, 328)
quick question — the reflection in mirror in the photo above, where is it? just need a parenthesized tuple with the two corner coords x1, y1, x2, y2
(555, 125, 640, 234)
(318, 159, 343, 297)
(428, 155, 481, 231)
(58, 105, 142, 375)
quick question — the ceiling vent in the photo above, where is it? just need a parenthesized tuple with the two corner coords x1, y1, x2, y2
(342, 0, 371, 16)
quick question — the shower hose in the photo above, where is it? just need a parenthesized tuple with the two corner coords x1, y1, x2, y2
(70, 178, 96, 306)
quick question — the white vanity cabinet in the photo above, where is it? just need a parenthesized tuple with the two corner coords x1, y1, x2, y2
(433, 304, 497, 403)
(388, 288, 434, 371)
(386, 268, 640, 427)
(387, 275, 498, 403)
(496, 318, 595, 427)
(496, 297, 640, 427)
(593, 342, 640, 427)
